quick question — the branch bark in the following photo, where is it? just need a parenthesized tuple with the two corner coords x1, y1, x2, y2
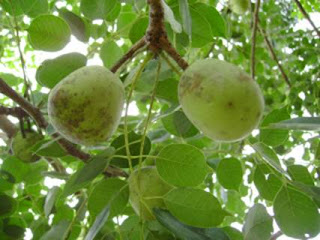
(258, 25, 291, 87)
(293, 0, 320, 38)
(0, 115, 17, 138)
(270, 231, 282, 240)
(110, 37, 147, 73)
(0, 105, 28, 119)
(251, 0, 261, 79)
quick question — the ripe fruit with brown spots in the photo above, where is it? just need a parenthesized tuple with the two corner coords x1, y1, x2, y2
(179, 59, 264, 142)
(48, 65, 125, 146)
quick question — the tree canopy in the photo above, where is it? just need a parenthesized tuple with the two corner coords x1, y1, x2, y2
(0, 0, 319, 239)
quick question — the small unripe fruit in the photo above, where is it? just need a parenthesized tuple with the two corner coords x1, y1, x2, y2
(229, 0, 249, 14)
(48, 66, 125, 146)
(128, 166, 173, 220)
(12, 131, 43, 162)
(179, 59, 264, 142)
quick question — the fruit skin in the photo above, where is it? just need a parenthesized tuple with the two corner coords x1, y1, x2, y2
(128, 166, 173, 220)
(11, 131, 43, 162)
(179, 59, 264, 142)
(48, 65, 125, 146)
(229, 0, 249, 14)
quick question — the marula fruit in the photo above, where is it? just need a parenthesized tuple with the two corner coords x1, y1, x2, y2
(12, 131, 43, 162)
(128, 166, 173, 220)
(48, 65, 125, 146)
(178, 59, 264, 142)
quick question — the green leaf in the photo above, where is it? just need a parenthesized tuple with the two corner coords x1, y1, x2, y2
(40, 220, 70, 240)
(1, 0, 24, 16)
(100, 40, 123, 68)
(110, 131, 151, 168)
(58, 8, 89, 43)
(129, 17, 149, 44)
(85, 205, 110, 240)
(221, 227, 243, 240)
(154, 208, 230, 240)
(253, 164, 282, 201)
(0, 193, 17, 218)
(269, 117, 320, 131)
(188, 7, 213, 47)
(273, 185, 320, 238)
(156, 144, 208, 187)
(44, 187, 60, 217)
(192, 3, 226, 37)
(252, 142, 285, 174)
(21, 0, 48, 18)
(1, 156, 30, 183)
(116, 11, 137, 37)
(36, 52, 87, 88)
(62, 147, 115, 197)
(287, 165, 314, 186)
(216, 158, 243, 191)
(28, 15, 71, 51)
(156, 78, 179, 104)
(161, 109, 199, 138)
(31, 139, 67, 157)
(260, 107, 290, 146)
(80, 0, 117, 20)
(162, 0, 182, 33)
(105, 2, 121, 22)
(243, 204, 273, 240)
(164, 188, 225, 228)
(88, 178, 128, 218)
(0, 73, 23, 87)
(179, 0, 192, 36)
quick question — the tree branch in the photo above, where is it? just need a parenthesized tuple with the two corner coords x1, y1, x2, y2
(0, 105, 28, 119)
(0, 115, 17, 138)
(0, 78, 47, 128)
(293, 0, 320, 38)
(270, 231, 282, 240)
(161, 39, 189, 70)
(251, 0, 261, 79)
(110, 37, 147, 73)
(258, 25, 291, 87)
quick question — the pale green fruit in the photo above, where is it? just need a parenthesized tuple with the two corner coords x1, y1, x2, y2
(48, 65, 125, 146)
(179, 59, 264, 142)
(229, 0, 249, 14)
(128, 166, 173, 220)
(12, 131, 43, 162)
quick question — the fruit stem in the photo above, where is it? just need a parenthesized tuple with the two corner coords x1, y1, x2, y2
(123, 53, 154, 172)
(138, 59, 162, 172)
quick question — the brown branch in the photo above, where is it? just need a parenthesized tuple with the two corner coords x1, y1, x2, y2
(270, 231, 282, 240)
(0, 78, 47, 128)
(251, 0, 261, 79)
(161, 39, 189, 70)
(293, 0, 320, 38)
(0, 115, 17, 138)
(258, 25, 291, 87)
(110, 37, 147, 73)
(0, 105, 28, 118)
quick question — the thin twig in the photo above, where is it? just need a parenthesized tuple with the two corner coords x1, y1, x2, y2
(270, 231, 282, 240)
(160, 52, 182, 76)
(251, 0, 261, 79)
(110, 37, 147, 73)
(258, 25, 291, 87)
(46, 157, 66, 173)
(0, 105, 28, 118)
(293, 0, 320, 38)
